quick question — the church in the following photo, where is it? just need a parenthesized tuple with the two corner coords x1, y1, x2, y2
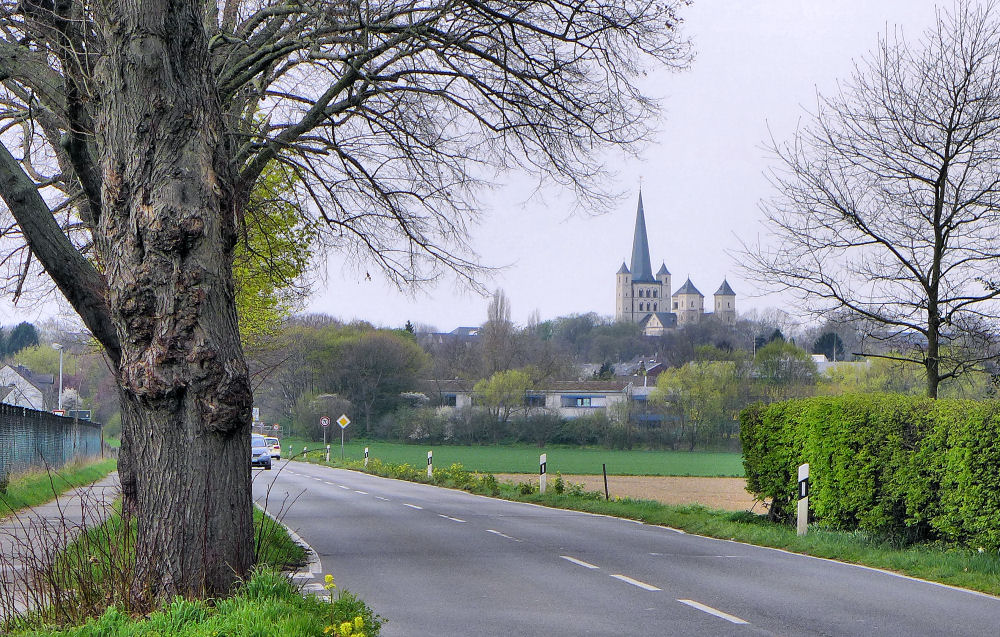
(614, 193, 736, 336)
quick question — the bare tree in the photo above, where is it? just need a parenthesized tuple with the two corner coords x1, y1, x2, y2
(0, 0, 691, 599)
(743, 1, 1000, 398)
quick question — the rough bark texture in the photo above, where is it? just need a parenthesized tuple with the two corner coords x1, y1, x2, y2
(93, 0, 252, 597)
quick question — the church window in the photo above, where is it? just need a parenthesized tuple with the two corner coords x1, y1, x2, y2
(690, 301, 694, 308)
(653, 290, 657, 298)
(673, 302, 678, 309)
(654, 303, 657, 311)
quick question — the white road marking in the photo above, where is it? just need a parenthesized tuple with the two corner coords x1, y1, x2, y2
(677, 599, 749, 625)
(560, 555, 599, 570)
(449, 517, 466, 523)
(486, 529, 522, 542)
(610, 574, 661, 591)
(323, 481, 336, 486)
(438, 514, 466, 522)
(354, 490, 368, 495)
(337, 485, 350, 490)
(375, 496, 390, 501)
(403, 503, 423, 510)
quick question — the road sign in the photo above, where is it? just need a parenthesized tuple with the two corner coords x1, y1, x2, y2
(320, 416, 331, 428)
(272, 424, 280, 431)
(337, 414, 350, 429)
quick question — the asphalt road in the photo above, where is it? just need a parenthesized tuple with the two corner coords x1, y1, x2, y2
(252, 461, 1000, 636)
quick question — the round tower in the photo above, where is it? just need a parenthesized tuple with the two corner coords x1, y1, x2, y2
(615, 262, 632, 322)
(714, 279, 737, 326)
(656, 263, 671, 305)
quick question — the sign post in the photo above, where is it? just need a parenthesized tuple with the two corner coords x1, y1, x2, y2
(320, 416, 331, 447)
(797, 463, 810, 536)
(539, 453, 547, 494)
(337, 414, 351, 461)
(364, 447, 369, 468)
(427, 450, 433, 478)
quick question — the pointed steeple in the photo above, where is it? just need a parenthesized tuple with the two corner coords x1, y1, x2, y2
(715, 279, 736, 296)
(630, 192, 655, 282)
(617, 262, 630, 274)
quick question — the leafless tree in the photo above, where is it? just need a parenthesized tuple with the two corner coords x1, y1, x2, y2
(0, 0, 691, 599)
(743, 1, 1000, 398)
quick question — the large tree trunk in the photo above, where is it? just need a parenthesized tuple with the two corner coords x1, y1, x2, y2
(93, 0, 253, 598)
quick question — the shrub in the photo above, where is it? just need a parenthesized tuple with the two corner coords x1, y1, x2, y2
(740, 394, 1000, 549)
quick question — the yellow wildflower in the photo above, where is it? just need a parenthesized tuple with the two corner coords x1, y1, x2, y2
(354, 616, 364, 630)
(340, 621, 354, 635)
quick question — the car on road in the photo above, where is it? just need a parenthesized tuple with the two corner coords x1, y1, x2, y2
(265, 436, 281, 459)
(251, 434, 272, 470)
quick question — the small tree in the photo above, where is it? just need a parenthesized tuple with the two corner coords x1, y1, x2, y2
(473, 368, 532, 442)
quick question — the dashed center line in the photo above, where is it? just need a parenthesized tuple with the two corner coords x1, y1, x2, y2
(403, 503, 423, 510)
(375, 496, 390, 501)
(354, 490, 368, 495)
(560, 555, 599, 569)
(438, 514, 466, 522)
(337, 485, 350, 490)
(610, 574, 661, 591)
(486, 529, 521, 542)
(678, 599, 748, 625)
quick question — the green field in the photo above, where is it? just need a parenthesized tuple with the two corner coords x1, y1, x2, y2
(280, 439, 744, 477)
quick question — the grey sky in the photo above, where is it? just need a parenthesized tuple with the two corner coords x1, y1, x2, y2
(0, 1, 946, 332)
(302, 1, 943, 332)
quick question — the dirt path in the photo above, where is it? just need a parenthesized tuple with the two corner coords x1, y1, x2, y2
(494, 473, 765, 513)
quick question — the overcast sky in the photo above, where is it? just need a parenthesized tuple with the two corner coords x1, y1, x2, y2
(0, 1, 946, 333)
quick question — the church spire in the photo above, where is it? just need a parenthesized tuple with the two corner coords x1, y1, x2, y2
(630, 192, 655, 282)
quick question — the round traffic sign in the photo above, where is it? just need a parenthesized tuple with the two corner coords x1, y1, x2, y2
(320, 416, 331, 428)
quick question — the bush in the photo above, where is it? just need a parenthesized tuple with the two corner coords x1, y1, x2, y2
(740, 394, 1000, 549)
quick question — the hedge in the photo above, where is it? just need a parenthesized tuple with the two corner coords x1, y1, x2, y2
(740, 394, 1000, 549)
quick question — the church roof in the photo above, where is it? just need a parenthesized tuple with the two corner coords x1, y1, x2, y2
(617, 262, 630, 274)
(715, 279, 736, 296)
(672, 278, 703, 297)
(639, 312, 677, 328)
(656, 263, 670, 276)
(629, 192, 655, 283)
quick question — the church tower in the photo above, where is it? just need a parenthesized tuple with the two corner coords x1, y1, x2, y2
(616, 193, 662, 322)
(714, 279, 737, 325)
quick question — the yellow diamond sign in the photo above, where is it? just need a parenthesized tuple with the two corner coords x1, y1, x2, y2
(337, 414, 351, 429)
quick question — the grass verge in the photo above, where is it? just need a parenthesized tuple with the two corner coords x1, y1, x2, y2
(299, 455, 1000, 597)
(281, 438, 744, 476)
(12, 569, 383, 637)
(0, 458, 117, 518)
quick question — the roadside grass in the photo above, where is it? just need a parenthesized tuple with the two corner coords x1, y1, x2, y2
(299, 455, 1000, 597)
(0, 458, 117, 518)
(6, 496, 354, 636)
(281, 438, 744, 477)
(11, 569, 383, 637)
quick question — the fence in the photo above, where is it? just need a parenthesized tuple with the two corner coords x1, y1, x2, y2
(0, 403, 103, 480)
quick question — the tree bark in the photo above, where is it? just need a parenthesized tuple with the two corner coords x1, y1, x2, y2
(93, 0, 253, 598)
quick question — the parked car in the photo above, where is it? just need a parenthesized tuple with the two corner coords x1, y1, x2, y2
(265, 436, 281, 459)
(251, 434, 272, 470)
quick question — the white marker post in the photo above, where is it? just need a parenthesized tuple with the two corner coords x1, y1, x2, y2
(427, 450, 433, 478)
(364, 447, 369, 468)
(325, 444, 330, 462)
(797, 463, 809, 536)
(539, 453, 547, 494)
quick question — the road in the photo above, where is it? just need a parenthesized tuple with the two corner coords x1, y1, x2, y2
(253, 461, 1000, 636)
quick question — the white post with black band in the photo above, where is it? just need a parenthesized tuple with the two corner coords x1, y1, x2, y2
(427, 450, 433, 478)
(797, 463, 809, 536)
(539, 453, 547, 494)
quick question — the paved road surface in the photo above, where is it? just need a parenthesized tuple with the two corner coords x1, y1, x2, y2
(253, 461, 1000, 636)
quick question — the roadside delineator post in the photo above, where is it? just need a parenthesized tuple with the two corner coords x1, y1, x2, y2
(326, 444, 330, 463)
(797, 463, 809, 536)
(364, 447, 369, 468)
(427, 450, 433, 478)
(539, 453, 547, 494)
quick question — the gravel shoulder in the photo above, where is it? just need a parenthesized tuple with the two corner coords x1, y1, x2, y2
(493, 473, 764, 512)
